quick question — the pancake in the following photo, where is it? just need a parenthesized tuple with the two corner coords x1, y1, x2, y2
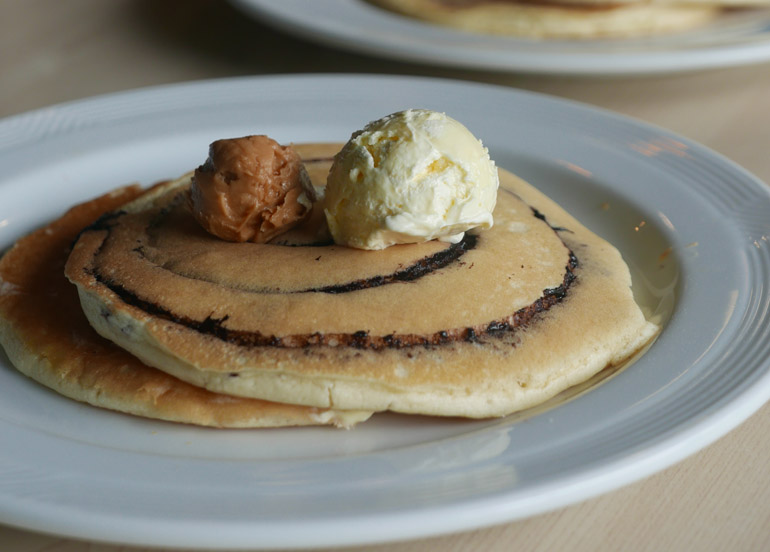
(366, 0, 720, 38)
(65, 143, 660, 418)
(0, 185, 372, 428)
(548, 0, 768, 5)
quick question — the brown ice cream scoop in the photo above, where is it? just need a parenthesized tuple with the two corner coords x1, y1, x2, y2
(189, 135, 317, 243)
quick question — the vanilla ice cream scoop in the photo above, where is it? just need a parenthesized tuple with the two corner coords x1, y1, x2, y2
(324, 109, 499, 250)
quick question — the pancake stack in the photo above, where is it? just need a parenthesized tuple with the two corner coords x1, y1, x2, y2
(366, 0, 768, 39)
(0, 143, 659, 428)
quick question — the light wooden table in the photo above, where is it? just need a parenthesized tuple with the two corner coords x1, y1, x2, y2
(2, 1, 770, 550)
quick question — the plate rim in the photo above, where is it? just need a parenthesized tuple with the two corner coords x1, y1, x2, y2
(230, 0, 770, 75)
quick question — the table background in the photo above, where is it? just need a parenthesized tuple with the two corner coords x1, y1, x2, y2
(2, 1, 769, 550)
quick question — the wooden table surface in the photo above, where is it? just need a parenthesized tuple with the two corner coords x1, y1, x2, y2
(2, 1, 770, 550)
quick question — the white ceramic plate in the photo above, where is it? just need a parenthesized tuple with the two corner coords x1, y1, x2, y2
(0, 75, 769, 549)
(231, 0, 770, 74)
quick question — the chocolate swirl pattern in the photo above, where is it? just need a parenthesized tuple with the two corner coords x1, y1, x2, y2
(65, 145, 659, 418)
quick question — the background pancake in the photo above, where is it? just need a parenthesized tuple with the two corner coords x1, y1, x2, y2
(365, 0, 720, 38)
(0, 186, 372, 428)
(66, 143, 660, 418)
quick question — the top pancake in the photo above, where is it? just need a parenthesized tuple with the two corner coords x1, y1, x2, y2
(65, 143, 659, 418)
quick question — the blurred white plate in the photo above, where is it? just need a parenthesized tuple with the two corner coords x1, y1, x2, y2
(0, 75, 769, 549)
(232, 0, 770, 74)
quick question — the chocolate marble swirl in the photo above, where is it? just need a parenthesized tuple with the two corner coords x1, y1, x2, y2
(75, 157, 578, 352)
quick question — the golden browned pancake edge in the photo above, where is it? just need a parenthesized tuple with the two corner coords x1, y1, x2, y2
(0, 186, 372, 428)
